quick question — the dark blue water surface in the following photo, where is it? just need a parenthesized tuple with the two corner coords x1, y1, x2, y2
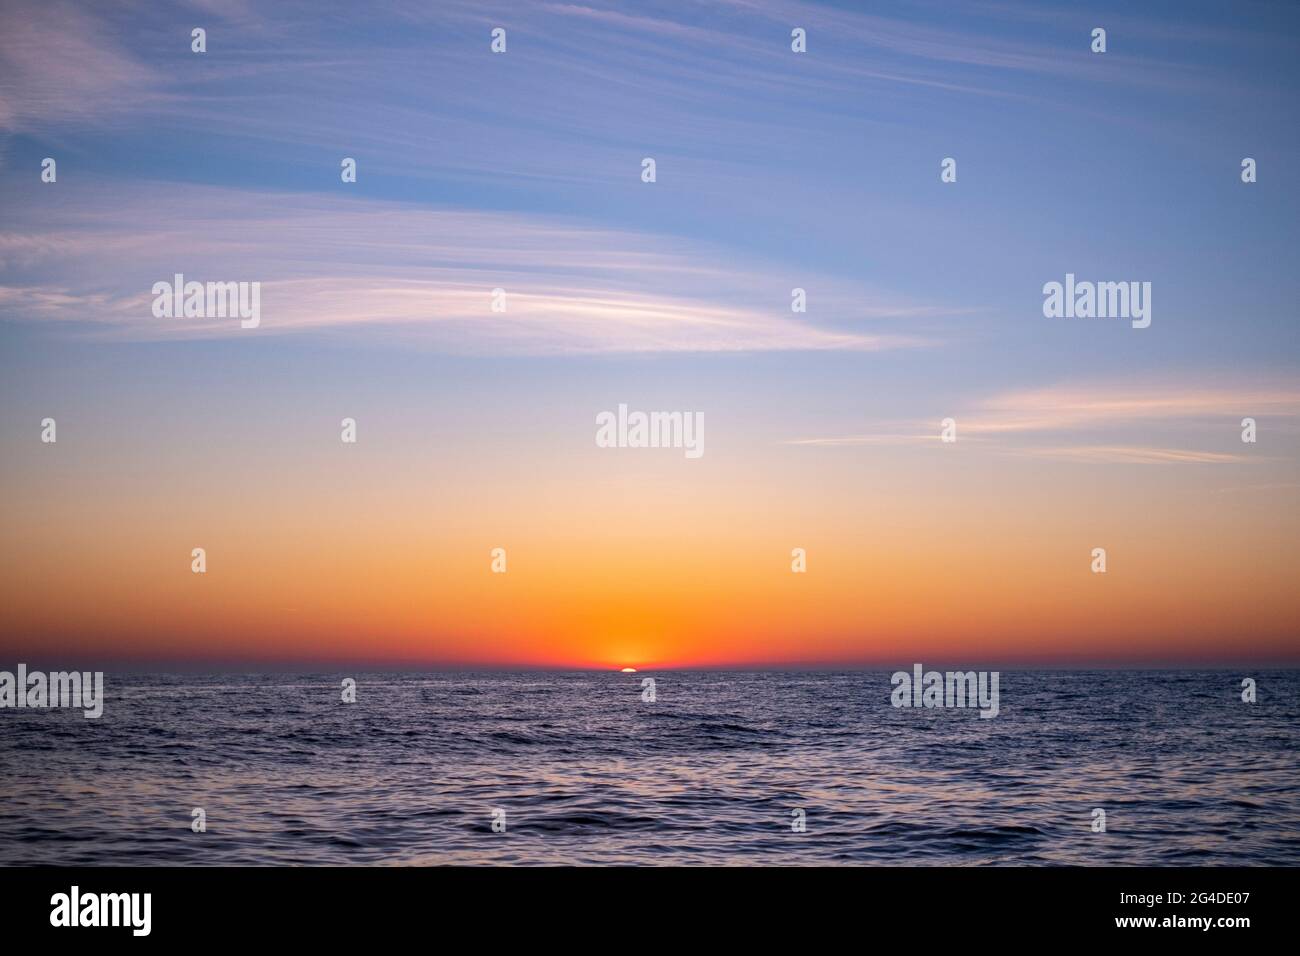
(0, 670, 1296, 865)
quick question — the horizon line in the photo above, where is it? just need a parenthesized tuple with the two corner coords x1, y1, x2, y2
(4, 659, 1296, 674)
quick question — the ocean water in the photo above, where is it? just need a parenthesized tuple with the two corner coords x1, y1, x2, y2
(0, 670, 1296, 866)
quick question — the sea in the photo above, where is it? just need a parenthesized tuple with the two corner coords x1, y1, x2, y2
(1, 670, 1296, 865)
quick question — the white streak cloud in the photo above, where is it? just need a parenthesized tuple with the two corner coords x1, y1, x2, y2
(0, 184, 937, 355)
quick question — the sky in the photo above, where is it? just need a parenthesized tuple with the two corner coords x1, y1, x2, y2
(0, 0, 1297, 669)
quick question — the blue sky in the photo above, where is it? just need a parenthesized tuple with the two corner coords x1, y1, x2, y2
(2, 0, 1298, 439)
(3, 1, 1297, 365)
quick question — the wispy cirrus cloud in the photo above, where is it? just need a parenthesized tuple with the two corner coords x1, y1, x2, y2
(963, 384, 1300, 434)
(1, 0, 1257, 163)
(1007, 446, 1248, 465)
(0, 183, 941, 355)
(784, 433, 949, 448)
(0, 0, 162, 133)
(785, 381, 1300, 463)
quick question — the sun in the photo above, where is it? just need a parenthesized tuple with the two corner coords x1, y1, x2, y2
(620, 667, 637, 673)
